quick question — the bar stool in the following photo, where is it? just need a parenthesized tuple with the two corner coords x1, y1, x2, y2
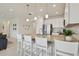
(17, 34, 23, 56)
(35, 37, 51, 56)
(23, 35, 32, 56)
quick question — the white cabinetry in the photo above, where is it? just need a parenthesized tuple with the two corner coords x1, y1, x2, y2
(44, 17, 64, 28)
(69, 4, 79, 23)
(36, 17, 44, 34)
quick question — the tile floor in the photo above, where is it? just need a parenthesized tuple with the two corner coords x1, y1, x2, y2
(0, 37, 17, 56)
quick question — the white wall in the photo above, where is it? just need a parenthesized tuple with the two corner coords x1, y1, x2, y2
(10, 18, 19, 38)
(19, 18, 37, 35)
(67, 26, 79, 34)
(0, 19, 10, 37)
(0, 23, 3, 33)
(2, 21, 10, 37)
(0, 19, 6, 33)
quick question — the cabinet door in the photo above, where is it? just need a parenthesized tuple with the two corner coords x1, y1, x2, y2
(69, 4, 79, 23)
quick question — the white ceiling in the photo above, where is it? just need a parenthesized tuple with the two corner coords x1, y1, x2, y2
(0, 3, 65, 20)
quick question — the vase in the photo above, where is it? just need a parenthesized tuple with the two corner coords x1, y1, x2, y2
(66, 36, 72, 41)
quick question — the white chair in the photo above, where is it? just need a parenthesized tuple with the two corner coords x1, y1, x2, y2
(17, 34, 23, 56)
(35, 37, 51, 56)
(54, 40, 79, 56)
(23, 35, 32, 56)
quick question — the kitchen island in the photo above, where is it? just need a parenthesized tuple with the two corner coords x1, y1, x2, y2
(23, 34, 79, 42)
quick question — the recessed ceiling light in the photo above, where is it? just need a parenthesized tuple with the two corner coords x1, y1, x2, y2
(40, 9, 43, 12)
(34, 17, 37, 20)
(53, 4, 56, 7)
(45, 14, 48, 18)
(26, 19, 29, 22)
(9, 9, 14, 11)
(56, 11, 59, 14)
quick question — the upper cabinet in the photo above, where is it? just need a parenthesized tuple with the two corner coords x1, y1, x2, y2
(36, 17, 44, 34)
(64, 3, 79, 26)
(69, 4, 79, 24)
(64, 3, 79, 25)
(44, 17, 64, 28)
(64, 4, 69, 26)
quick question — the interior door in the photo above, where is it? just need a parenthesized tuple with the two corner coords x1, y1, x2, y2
(2, 21, 10, 37)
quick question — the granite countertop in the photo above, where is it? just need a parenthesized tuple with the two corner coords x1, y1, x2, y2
(23, 34, 79, 42)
